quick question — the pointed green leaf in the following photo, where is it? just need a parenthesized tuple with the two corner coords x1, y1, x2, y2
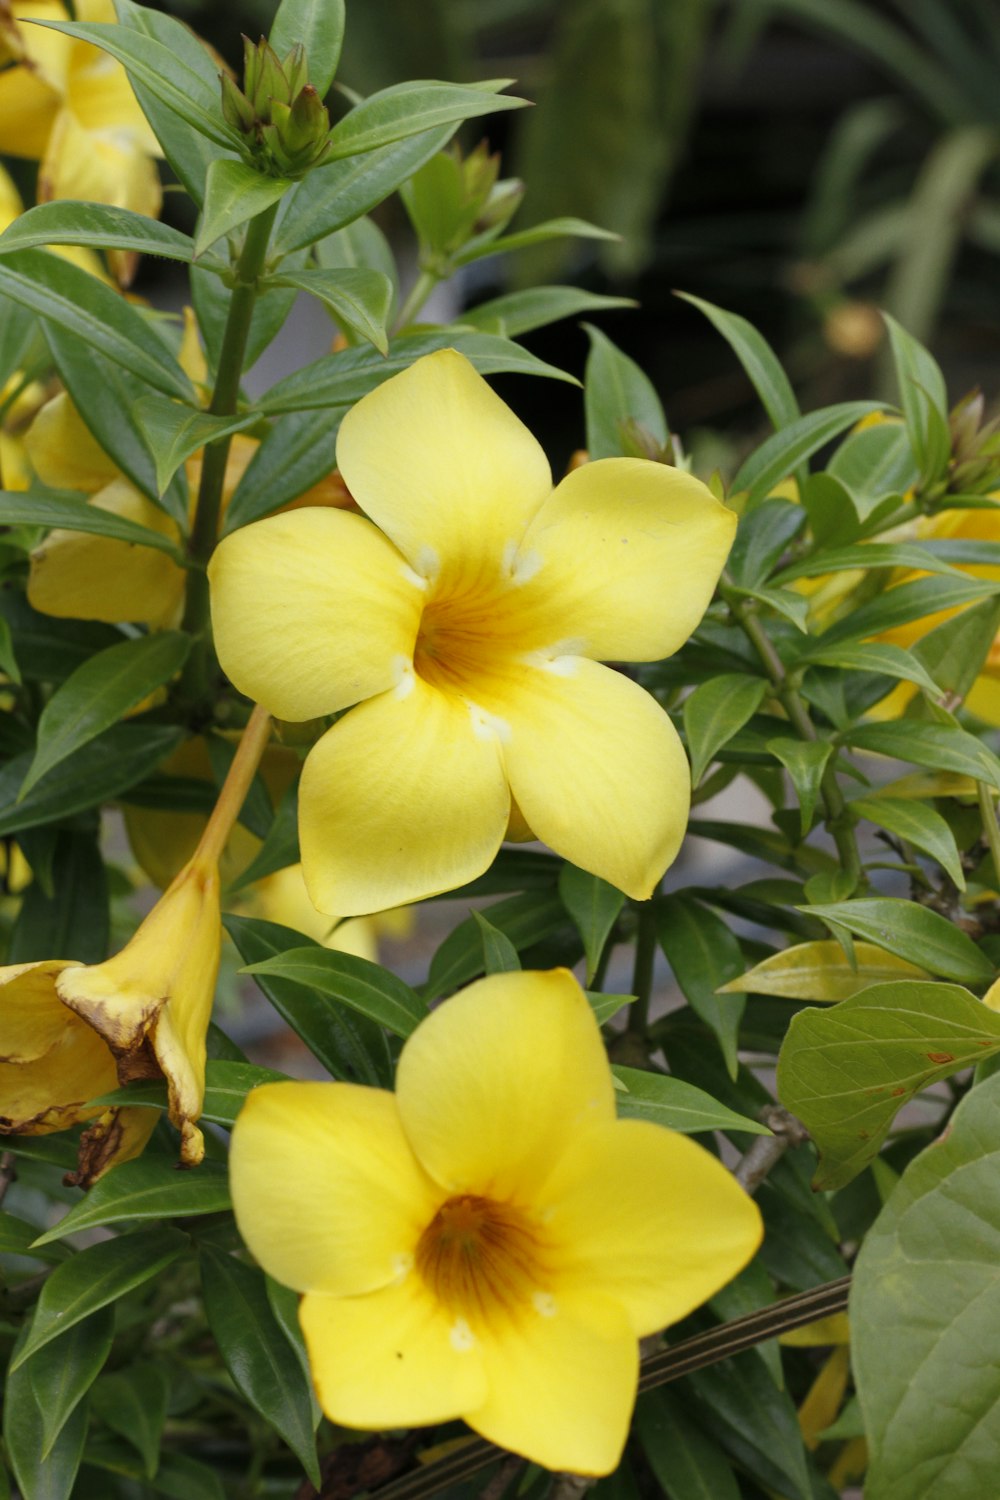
(32, 1163, 230, 1246)
(719, 939, 929, 1001)
(851, 794, 966, 889)
(827, 418, 920, 517)
(10, 828, 108, 965)
(223, 408, 341, 534)
(676, 292, 800, 430)
(884, 312, 950, 483)
(637, 1387, 742, 1500)
(0, 490, 184, 558)
(777, 980, 1000, 1189)
(424, 891, 570, 1002)
(731, 401, 885, 506)
(725, 499, 805, 589)
(818, 574, 1000, 646)
(472, 910, 521, 974)
(683, 674, 769, 784)
(35, 1308, 115, 1461)
(845, 720, 1000, 794)
(21, 632, 190, 798)
(0, 202, 202, 265)
(613, 1067, 769, 1135)
(240, 945, 427, 1039)
(269, 266, 393, 353)
(766, 737, 833, 834)
(656, 896, 746, 1076)
(89, 1060, 286, 1128)
(269, 0, 345, 96)
(3, 1327, 88, 1500)
(133, 394, 258, 495)
(774, 540, 964, 586)
(587, 992, 635, 1025)
(796, 639, 944, 697)
(227, 783, 299, 893)
(91, 1365, 170, 1480)
(195, 160, 292, 258)
(583, 323, 667, 459)
(463, 285, 635, 338)
(912, 594, 1000, 702)
(727, 583, 809, 631)
(558, 863, 624, 984)
(454, 216, 618, 267)
(327, 80, 526, 160)
(799, 898, 993, 983)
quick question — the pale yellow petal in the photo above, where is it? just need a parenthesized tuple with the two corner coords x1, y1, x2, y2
(0, 961, 118, 1134)
(469, 1289, 636, 1476)
(336, 349, 552, 584)
(231, 1081, 441, 1296)
(495, 658, 690, 900)
(7, 2, 72, 91)
(0, 159, 23, 228)
(301, 1278, 488, 1429)
(0, 958, 83, 1059)
(514, 459, 736, 661)
(0, 59, 58, 157)
(209, 508, 423, 722)
(68, 41, 161, 154)
(299, 678, 509, 917)
(540, 1119, 762, 1337)
(396, 969, 615, 1201)
(25, 390, 119, 491)
(28, 479, 185, 626)
(967, 671, 1000, 726)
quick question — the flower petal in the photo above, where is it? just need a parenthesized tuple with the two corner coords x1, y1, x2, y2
(209, 508, 422, 722)
(514, 458, 736, 661)
(300, 1278, 487, 1429)
(469, 1289, 636, 1476)
(497, 658, 690, 900)
(336, 349, 551, 583)
(396, 969, 615, 1201)
(231, 1081, 441, 1297)
(0, 962, 118, 1134)
(25, 391, 119, 492)
(299, 676, 509, 916)
(540, 1119, 763, 1337)
(0, 59, 59, 158)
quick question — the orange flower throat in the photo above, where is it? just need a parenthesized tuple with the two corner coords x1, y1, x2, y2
(415, 1194, 546, 1318)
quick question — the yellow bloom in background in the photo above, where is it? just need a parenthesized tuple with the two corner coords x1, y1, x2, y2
(55, 850, 221, 1167)
(242, 863, 413, 961)
(210, 350, 736, 915)
(0, 0, 162, 283)
(230, 969, 761, 1474)
(0, 958, 157, 1183)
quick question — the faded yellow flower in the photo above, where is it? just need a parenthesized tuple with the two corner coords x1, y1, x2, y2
(210, 350, 736, 915)
(230, 969, 761, 1474)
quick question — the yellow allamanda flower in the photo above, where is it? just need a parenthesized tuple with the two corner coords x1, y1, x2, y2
(0, 0, 161, 282)
(209, 350, 736, 915)
(231, 968, 761, 1474)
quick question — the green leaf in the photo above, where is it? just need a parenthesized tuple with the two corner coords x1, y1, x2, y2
(425, 891, 570, 1001)
(558, 864, 624, 984)
(192, 262, 299, 379)
(0, 489, 184, 558)
(0, 1212, 71, 1262)
(826, 418, 920, 518)
(227, 783, 299, 893)
(195, 160, 292, 258)
(636, 1387, 741, 1500)
(686, 1350, 813, 1500)
(33, 1308, 115, 1462)
(656, 896, 746, 1076)
(587, 992, 635, 1025)
(223, 408, 340, 534)
(583, 323, 667, 459)
(852, 1069, 1000, 1499)
(199, 1247, 320, 1487)
(851, 794, 966, 889)
(766, 737, 832, 834)
(0, 249, 192, 400)
(454, 215, 618, 267)
(36, 20, 236, 151)
(719, 939, 929, 1001)
(32, 1162, 230, 1246)
(0, 202, 201, 266)
(269, 266, 393, 353)
(259, 329, 577, 413)
(269, 0, 345, 96)
(683, 674, 769, 785)
(13, 1229, 188, 1366)
(0, 724, 184, 837)
(91, 1365, 170, 1480)
(817, 574, 1000, 646)
(0, 613, 19, 684)
(89, 1060, 286, 1128)
(273, 125, 455, 256)
(463, 285, 635, 338)
(884, 311, 950, 483)
(133, 395, 258, 496)
(9, 829, 108, 965)
(774, 540, 963, 586)
(795, 639, 944, 698)
(911, 594, 1000, 702)
(612, 1067, 770, 1135)
(676, 293, 800, 431)
(845, 719, 1000, 794)
(3, 1326, 88, 1500)
(240, 945, 427, 1039)
(224, 914, 393, 1086)
(777, 980, 1000, 1190)
(800, 898, 993, 983)
(725, 499, 805, 589)
(327, 80, 526, 160)
(731, 401, 885, 506)
(472, 910, 521, 974)
(727, 582, 809, 632)
(21, 633, 190, 798)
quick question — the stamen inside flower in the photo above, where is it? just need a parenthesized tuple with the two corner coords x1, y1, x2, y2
(412, 571, 556, 699)
(415, 1194, 547, 1319)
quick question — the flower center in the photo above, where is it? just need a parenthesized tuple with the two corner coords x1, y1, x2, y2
(415, 1194, 545, 1319)
(413, 589, 513, 696)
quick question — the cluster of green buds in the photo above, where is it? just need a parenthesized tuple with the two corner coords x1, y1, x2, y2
(948, 389, 1000, 495)
(402, 141, 524, 271)
(221, 36, 333, 178)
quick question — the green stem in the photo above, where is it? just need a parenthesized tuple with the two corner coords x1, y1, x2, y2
(977, 780, 1000, 893)
(177, 201, 281, 717)
(725, 574, 864, 888)
(394, 267, 440, 332)
(627, 901, 658, 1037)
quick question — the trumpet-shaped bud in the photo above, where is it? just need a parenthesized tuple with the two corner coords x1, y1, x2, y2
(55, 854, 222, 1168)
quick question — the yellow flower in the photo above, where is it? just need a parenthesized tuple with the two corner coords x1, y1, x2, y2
(230, 968, 761, 1474)
(54, 851, 221, 1167)
(209, 350, 736, 915)
(0, 958, 158, 1184)
(0, 0, 162, 282)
